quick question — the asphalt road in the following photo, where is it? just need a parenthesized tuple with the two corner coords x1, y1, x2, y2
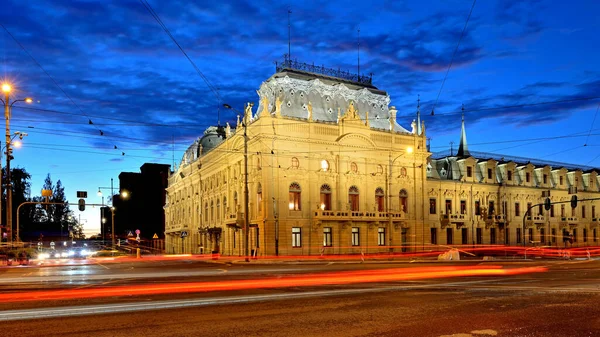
(1, 258, 600, 336)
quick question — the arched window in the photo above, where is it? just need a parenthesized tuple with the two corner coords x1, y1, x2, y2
(321, 160, 330, 171)
(257, 183, 263, 213)
(289, 183, 301, 210)
(399, 189, 408, 213)
(291, 157, 299, 168)
(349, 186, 360, 211)
(320, 184, 332, 210)
(210, 200, 214, 222)
(375, 187, 385, 212)
(204, 202, 208, 222)
(234, 191, 238, 211)
(216, 199, 220, 221)
(223, 197, 228, 213)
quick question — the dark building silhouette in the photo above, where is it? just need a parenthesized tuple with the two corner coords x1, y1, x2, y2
(112, 163, 170, 243)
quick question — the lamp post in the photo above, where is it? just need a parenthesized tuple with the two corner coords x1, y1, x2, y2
(387, 146, 414, 252)
(5, 131, 29, 243)
(1, 83, 33, 245)
(223, 103, 250, 262)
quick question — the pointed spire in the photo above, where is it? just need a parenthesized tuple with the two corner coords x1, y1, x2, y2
(457, 104, 470, 157)
(416, 94, 422, 135)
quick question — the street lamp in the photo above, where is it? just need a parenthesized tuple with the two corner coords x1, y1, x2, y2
(223, 103, 250, 262)
(0, 82, 33, 245)
(388, 146, 413, 252)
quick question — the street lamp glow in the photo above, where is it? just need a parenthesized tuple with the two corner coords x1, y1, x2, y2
(13, 140, 22, 148)
(2, 83, 11, 93)
(25, 97, 33, 103)
(97, 189, 102, 196)
(121, 190, 129, 199)
(406, 146, 414, 154)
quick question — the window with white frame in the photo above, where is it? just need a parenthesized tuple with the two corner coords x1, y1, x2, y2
(323, 227, 332, 247)
(292, 227, 302, 247)
(351, 227, 360, 246)
(378, 227, 386, 246)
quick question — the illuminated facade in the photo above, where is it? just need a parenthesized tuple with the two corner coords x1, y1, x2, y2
(164, 62, 600, 255)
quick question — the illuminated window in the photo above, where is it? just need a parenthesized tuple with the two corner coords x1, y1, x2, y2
(399, 189, 408, 213)
(323, 227, 332, 247)
(289, 183, 301, 210)
(291, 157, 299, 168)
(349, 186, 360, 211)
(351, 162, 358, 173)
(375, 187, 385, 212)
(321, 160, 330, 171)
(460, 200, 466, 214)
(352, 227, 360, 246)
(378, 228, 386, 246)
(320, 184, 332, 210)
(292, 227, 302, 247)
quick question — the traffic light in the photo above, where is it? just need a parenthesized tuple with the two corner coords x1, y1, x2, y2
(78, 198, 85, 211)
(571, 195, 578, 209)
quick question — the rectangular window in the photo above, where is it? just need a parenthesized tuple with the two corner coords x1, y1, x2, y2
(560, 176, 564, 185)
(594, 228, 597, 242)
(538, 205, 543, 216)
(505, 228, 510, 245)
(476, 228, 482, 244)
(540, 228, 545, 245)
(351, 227, 360, 246)
(430, 228, 437, 245)
(460, 200, 466, 214)
(543, 174, 548, 184)
(573, 228, 578, 243)
(467, 166, 472, 177)
(507, 170, 512, 181)
(378, 228, 386, 246)
(475, 201, 481, 215)
(527, 202, 532, 216)
(593, 205, 597, 218)
(488, 168, 493, 179)
(323, 227, 332, 247)
(526, 172, 531, 183)
(256, 228, 260, 248)
(551, 205, 555, 217)
(516, 228, 522, 244)
(292, 227, 302, 247)
(561, 204, 565, 217)
(429, 198, 437, 214)
(462, 228, 468, 244)
(446, 228, 453, 245)
(289, 191, 301, 210)
(583, 228, 588, 243)
(445, 200, 452, 214)
(515, 203, 520, 217)
(552, 228, 556, 244)
(582, 206, 586, 219)
(490, 228, 496, 244)
(528, 228, 534, 243)
(489, 201, 495, 215)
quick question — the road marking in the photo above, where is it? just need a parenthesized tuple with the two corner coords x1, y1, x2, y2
(95, 263, 110, 270)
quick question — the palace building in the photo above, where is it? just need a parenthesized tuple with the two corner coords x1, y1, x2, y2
(164, 59, 600, 255)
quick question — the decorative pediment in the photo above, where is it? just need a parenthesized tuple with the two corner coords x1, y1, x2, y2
(428, 188, 439, 196)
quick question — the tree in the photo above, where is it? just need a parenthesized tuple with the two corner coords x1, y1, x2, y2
(1, 167, 31, 240)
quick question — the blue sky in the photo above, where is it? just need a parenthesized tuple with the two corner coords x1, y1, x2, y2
(1, 0, 599, 236)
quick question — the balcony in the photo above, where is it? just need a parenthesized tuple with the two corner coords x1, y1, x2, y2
(532, 215, 546, 223)
(313, 210, 399, 222)
(567, 216, 579, 223)
(495, 214, 506, 222)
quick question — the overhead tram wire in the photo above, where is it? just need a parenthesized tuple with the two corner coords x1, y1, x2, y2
(138, 0, 221, 104)
(430, 0, 477, 116)
(0, 23, 119, 149)
(585, 103, 600, 146)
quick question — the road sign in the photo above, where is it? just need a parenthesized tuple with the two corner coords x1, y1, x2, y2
(76, 191, 88, 198)
(152, 233, 159, 239)
(127, 231, 133, 237)
(181, 231, 188, 238)
(135, 229, 140, 235)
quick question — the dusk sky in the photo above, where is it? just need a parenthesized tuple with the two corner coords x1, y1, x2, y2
(1, 0, 599, 236)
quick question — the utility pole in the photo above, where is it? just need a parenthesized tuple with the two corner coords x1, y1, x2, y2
(4, 87, 12, 245)
(243, 109, 250, 262)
